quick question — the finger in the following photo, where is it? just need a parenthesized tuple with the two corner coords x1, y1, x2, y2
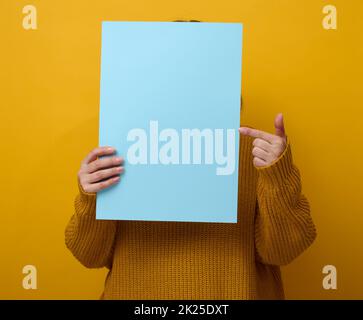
(252, 147, 270, 162)
(85, 176, 120, 193)
(86, 166, 124, 183)
(87, 156, 124, 174)
(274, 113, 286, 138)
(252, 138, 272, 152)
(239, 127, 276, 143)
(82, 146, 116, 166)
(253, 157, 268, 167)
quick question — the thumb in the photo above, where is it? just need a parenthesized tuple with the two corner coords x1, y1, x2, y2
(274, 113, 286, 138)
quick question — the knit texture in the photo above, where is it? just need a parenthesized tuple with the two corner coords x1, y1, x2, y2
(65, 135, 317, 299)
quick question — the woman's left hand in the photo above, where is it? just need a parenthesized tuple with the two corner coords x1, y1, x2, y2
(239, 113, 287, 167)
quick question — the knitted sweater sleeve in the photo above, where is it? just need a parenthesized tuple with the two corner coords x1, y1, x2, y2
(65, 178, 117, 268)
(254, 142, 317, 266)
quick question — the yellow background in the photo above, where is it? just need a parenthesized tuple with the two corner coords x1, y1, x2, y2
(1, 0, 362, 299)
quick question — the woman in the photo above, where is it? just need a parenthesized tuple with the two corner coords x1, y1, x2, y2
(65, 100, 317, 299)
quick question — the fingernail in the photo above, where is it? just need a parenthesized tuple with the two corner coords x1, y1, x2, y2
(107, 147, 115, 151)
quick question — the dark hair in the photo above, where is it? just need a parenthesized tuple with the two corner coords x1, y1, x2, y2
(173, 20, 201, 22)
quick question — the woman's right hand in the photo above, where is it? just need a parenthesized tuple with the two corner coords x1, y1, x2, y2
(77, 146, 124, 193)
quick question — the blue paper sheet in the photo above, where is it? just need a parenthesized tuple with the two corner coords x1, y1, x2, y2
(96, 21, 243, 223)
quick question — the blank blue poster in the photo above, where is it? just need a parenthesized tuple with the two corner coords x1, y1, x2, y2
(97, 21, 243, 223)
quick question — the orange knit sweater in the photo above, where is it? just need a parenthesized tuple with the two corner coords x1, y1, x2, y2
(65, 134, 317, 299)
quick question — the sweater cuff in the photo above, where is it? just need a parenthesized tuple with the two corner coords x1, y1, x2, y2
(76, 176, 96, 216)
(256, 140, 294, 186)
